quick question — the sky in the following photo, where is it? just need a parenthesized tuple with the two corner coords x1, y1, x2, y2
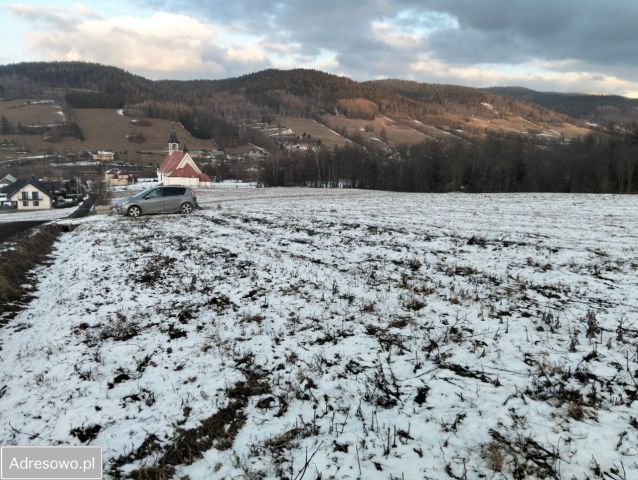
(2, 0, 638, 97)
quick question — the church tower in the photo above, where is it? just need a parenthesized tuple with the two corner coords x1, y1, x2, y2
(168, 126, 179, 153)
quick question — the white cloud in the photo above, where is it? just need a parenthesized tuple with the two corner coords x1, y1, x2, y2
(371, 21, 423, 49)
(410, 56, 638, 97)
(73, 2, 104, 19)
(8, 6, 273, 78)
(6, 0, 638, 97)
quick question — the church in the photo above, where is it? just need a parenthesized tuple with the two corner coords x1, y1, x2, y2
(156, 130, 212, 187)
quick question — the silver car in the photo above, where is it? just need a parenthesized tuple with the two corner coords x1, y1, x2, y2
(115, 186, 198, 217)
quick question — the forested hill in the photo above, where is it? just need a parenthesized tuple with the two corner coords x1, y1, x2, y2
(368, 79, 570, 125)
(0, 61, 584, 133)
(484, 86, 638, 126)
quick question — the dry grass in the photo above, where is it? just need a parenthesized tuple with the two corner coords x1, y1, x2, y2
(0, 100, 63, 125)
(321, 114, 430, 145)
(113, 360, 270, 480)
(276, 116, 349, 148)
(0, 224, 76, 321)
(0, 104, 214, 163)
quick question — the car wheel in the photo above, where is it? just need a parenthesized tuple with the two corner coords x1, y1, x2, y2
(128, 205, 142, 217)
(180, 202, 193, 214)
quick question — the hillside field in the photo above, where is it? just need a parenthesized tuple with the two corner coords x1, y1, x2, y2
(321, 112, 591, 146)
(0, 101, 214, 162)
(0, 189, 637, 479)
(322, 114, 433, 145)
(0, 99, 64, 126)
(277, 116, 350, 148)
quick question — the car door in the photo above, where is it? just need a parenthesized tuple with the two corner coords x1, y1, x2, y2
(140, 188, 164, 213)
(162, 187, 185, 212)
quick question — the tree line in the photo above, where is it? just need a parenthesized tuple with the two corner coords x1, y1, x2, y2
(260, 132, 638, 194)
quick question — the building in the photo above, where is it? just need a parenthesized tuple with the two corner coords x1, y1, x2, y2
(157, 132, 212, 187)
(105, 169, 135, 186)
(224, 144, 269, 160)
(92, 151, 115, 162)
(0, 179, 53, 210)
(0, 174, 16, 188)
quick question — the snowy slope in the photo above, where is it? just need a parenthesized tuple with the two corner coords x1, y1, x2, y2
(0, 189, 637, 480)
(0, 205, 79, 223)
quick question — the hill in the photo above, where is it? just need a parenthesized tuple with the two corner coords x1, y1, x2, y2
(484, 86, 638, 126)
(0, 62, 593, 153)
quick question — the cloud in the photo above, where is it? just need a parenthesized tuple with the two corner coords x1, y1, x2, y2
(8, 4, 77, 28)
(7, 5, 274, 78)
(6, 0, 638, 96)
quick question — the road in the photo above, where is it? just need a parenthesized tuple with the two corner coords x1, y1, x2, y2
(0, 194, 95, 243)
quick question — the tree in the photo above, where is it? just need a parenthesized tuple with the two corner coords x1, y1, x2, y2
(0, 115, 11, 134)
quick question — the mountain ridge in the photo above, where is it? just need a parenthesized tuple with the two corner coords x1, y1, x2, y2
(0, 62, 596, 145)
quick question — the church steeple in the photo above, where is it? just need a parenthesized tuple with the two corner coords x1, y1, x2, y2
(168, 126, 179, 153)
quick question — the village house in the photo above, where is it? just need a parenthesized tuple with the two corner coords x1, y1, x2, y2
(157, 132, 212, 187)
(92, 150, 115, 162)
(105, 169, 135, 186)
(224, 144, 269, 161)
(0, 178, 53, 210)
(0, 173, 16, 188)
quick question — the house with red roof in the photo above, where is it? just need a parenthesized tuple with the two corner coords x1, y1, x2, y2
(157, 131, 212, 187)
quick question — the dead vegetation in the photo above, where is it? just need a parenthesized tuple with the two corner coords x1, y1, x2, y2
(2, 192, 637, 479)
(0, 224, 76, 323)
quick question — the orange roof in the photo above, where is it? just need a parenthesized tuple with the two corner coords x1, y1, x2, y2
(172, 163, 201, 179)
(158, 151, 186, 175)
(199, 172, 212, 182)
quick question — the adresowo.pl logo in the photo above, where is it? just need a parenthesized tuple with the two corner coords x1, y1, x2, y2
(1, 446, 102, 480)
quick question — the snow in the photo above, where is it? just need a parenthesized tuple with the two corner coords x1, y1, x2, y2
(0, 206, 78, 223)
(110, 182, 159, 193)
(1, 189, 637, 480)
(312, 120, 353, 143)
(52, 161, 101, 167)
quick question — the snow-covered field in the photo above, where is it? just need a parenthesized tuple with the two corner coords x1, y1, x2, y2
(0, 205, 79, 223)
(1, 189, 637, 480)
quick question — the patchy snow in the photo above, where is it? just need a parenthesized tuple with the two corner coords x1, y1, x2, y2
(312, 120, 353, 143)
(481, 102, 497, 112)
(1, 189, 637, 480)
(52, 161, 101, 167)
(0, 206, 78, 223)
(110, 182, 159, 194)
(24, 122, 65, 128)
(116, 109, 125, 116)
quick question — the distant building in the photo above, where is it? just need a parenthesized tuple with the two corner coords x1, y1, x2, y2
(0, 179, 53, 210)
(224, 144, 269, 160)
(157, 132, 212, 187)
(105, 169, 135, 186)
(41, 175, 64, 183)
(0, 173, 17, 188)
(92, 151, 115, 162)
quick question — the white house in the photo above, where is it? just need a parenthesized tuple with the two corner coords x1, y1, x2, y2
(105, 169, 135, 186)
(0, 173, 16, 188)
(92, 151, 115, 162)
(0, 179, 53, 210)
(157, 136, 211, 187)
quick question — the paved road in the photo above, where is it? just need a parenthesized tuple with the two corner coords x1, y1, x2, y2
(0, 194, 95, 244)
